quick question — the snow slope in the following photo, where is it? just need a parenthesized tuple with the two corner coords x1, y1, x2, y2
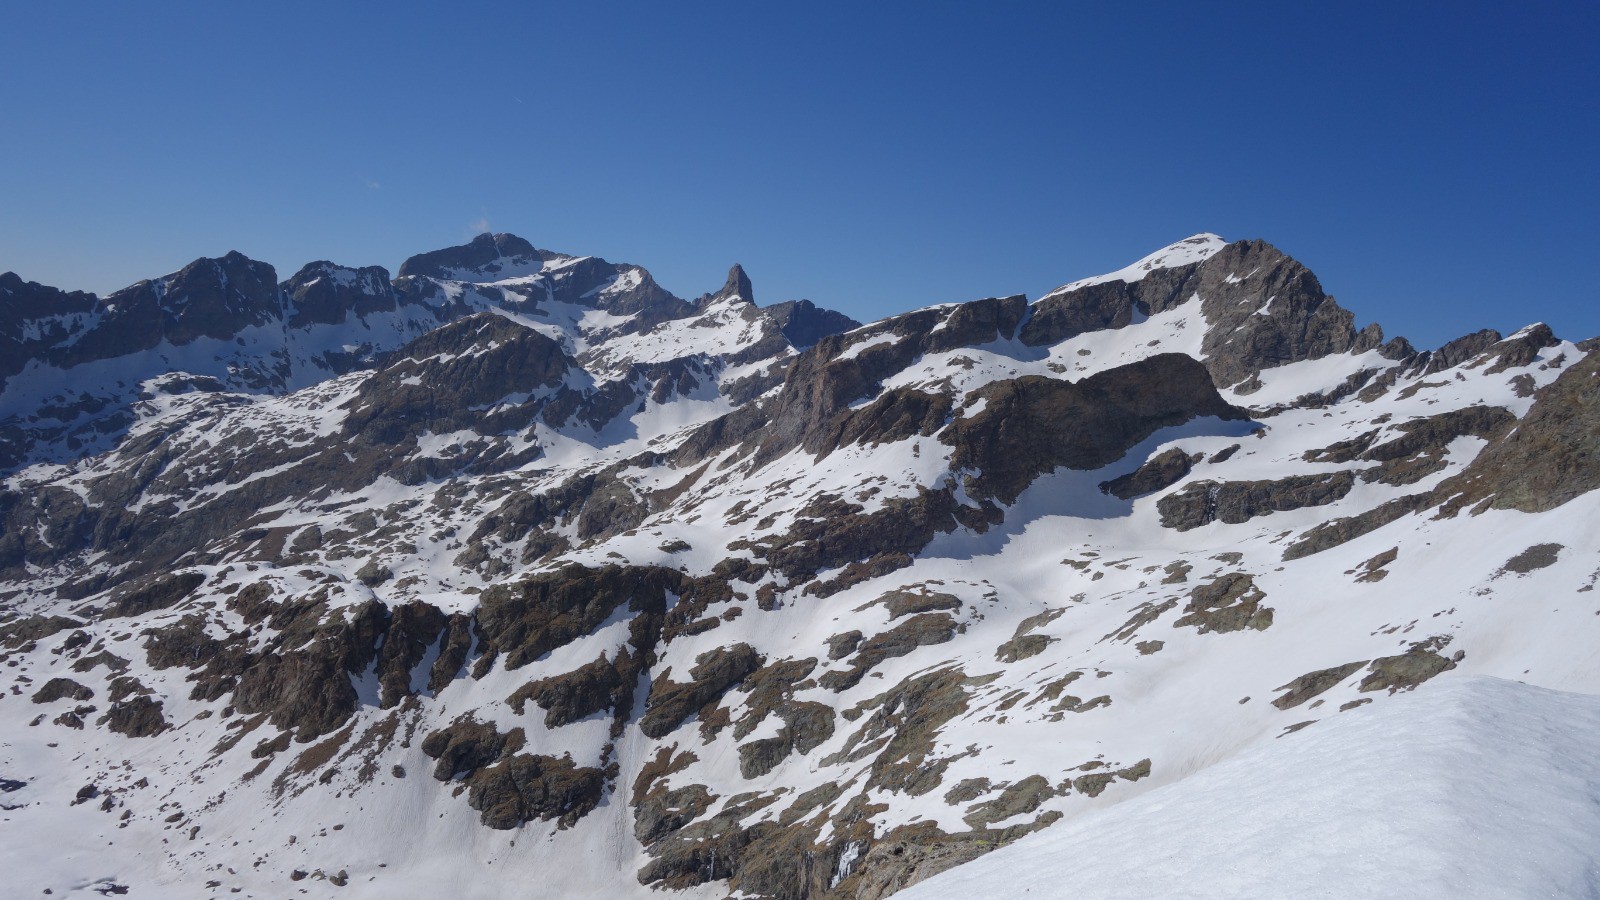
(901, 675, 1600, 900)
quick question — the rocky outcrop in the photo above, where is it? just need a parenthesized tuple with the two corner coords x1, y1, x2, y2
(105, 572, 207, 618)
(737, 701, 837, 778)
(1272, 661, 1368, 709)
(751, 487, 977, 594)
(508, 650, 635, 728)
(944, 354, 1244, 504)
(342, 313, 571, 445)
(420, 716, 605, 829)
(99, 696, 168, 738)
(762, 299, 861, 350)
(1282, 493, 1432, 560)
(31, 676, 93, 704)
(0, 614, 86, 649)
(281, 261, 399, 329)
(422, 717, 524, 781)
(1359, 637, 1461, 693)
(466, 751, 607, 830)
(1189, 241, 1383, 388)
(1174, 573, 1273, 634)
(1100, 447, 1198, 500)
(397, 232, 556, 281)
(1436, 351, 1600, 514)
(475, 564, 680, 671)
(1158, 471, 1355, 531)
(230, 597, 387, 740)
(821, 614, 958, 691)
(642, 644, 764, 738)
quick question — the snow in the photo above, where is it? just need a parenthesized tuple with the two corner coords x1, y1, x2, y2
(3, 232, 1598, 899)
(900, 676, 1600, 900)
(1041, 233, 1227, 298)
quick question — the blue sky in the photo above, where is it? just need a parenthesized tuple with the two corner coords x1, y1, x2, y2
(2, 2, 1595, 348)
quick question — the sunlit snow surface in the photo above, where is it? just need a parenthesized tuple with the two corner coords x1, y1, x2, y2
(1041, 233, 1227, 297)
(2, 234, 1598, 899)
(901, 676, 1600, 900)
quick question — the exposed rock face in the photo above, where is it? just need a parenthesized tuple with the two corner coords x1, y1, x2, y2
(1021, 238, 1384, 389)
(31, 676, 93, 704)
(467, 752, 607, 830)
(735, 294, 1032, 466)
(1189, 240, 1383, 388)
(85, 252, 284, 362)
(422, 717, 523, 781)
(508, 650, 635, 728)
(642, 644, 764, 739)
(282, 261, 398, 329)
(420, 716, 606, 829)
(1436, 351, 1600, 513)
(105, 572, 207, 618)
(343, 313, 571, 445)
(476, 564, 681, 672)
(397, 232, 556, 281)
(0, 272, 98, 387)
(763, 299, 862, 350)
(944, 354, 1243, 504)
(1419, 329, 1503, 374)
(99, 696, 168, 738)
(1158, 471, 1355, 531)
(373, 602, 451, 708)
(1021, 281, 1150, 345)
(1100, 447, 1197, 500)
(1272, 662, 1368, 709)
(231, 601, 386, 740)
(1174, 574, 1273, 634)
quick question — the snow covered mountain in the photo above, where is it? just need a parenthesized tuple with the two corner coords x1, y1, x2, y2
(1, 231, 1596, 898)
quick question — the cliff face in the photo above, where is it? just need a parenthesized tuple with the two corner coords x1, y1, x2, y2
(1, 232, 1596, 899)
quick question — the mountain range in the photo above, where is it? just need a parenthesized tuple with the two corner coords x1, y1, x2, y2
(2, 230, 1597, 898)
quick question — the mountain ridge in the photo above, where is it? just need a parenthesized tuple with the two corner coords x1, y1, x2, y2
(1, 231, 1596, 899)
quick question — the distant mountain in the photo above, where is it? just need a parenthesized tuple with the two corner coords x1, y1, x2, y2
(1, 232, 1596, 899)
(0, 233, 840, 471)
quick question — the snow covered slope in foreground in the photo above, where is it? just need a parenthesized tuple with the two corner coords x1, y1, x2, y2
(902, 676, 1600, 900)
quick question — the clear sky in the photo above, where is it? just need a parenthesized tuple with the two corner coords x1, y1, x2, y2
(2, 2, 1595, 349)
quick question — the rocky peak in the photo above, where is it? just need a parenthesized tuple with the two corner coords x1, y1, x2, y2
(0, 271, 99, 322)
(762, 299, 862, 350)
(59, 252, 283, 366)
(397, 232, 557, 281)
(1027, 237, 1390, 391)
(0, 274, 100, 383)
(152, 251, 282, 337)
(281, 261, 397, 328)
(1041, 233, 1227, 298)
(690, 264, 756, 312)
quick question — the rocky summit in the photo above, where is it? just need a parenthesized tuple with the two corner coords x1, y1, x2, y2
(1, 232, 1598, 898)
